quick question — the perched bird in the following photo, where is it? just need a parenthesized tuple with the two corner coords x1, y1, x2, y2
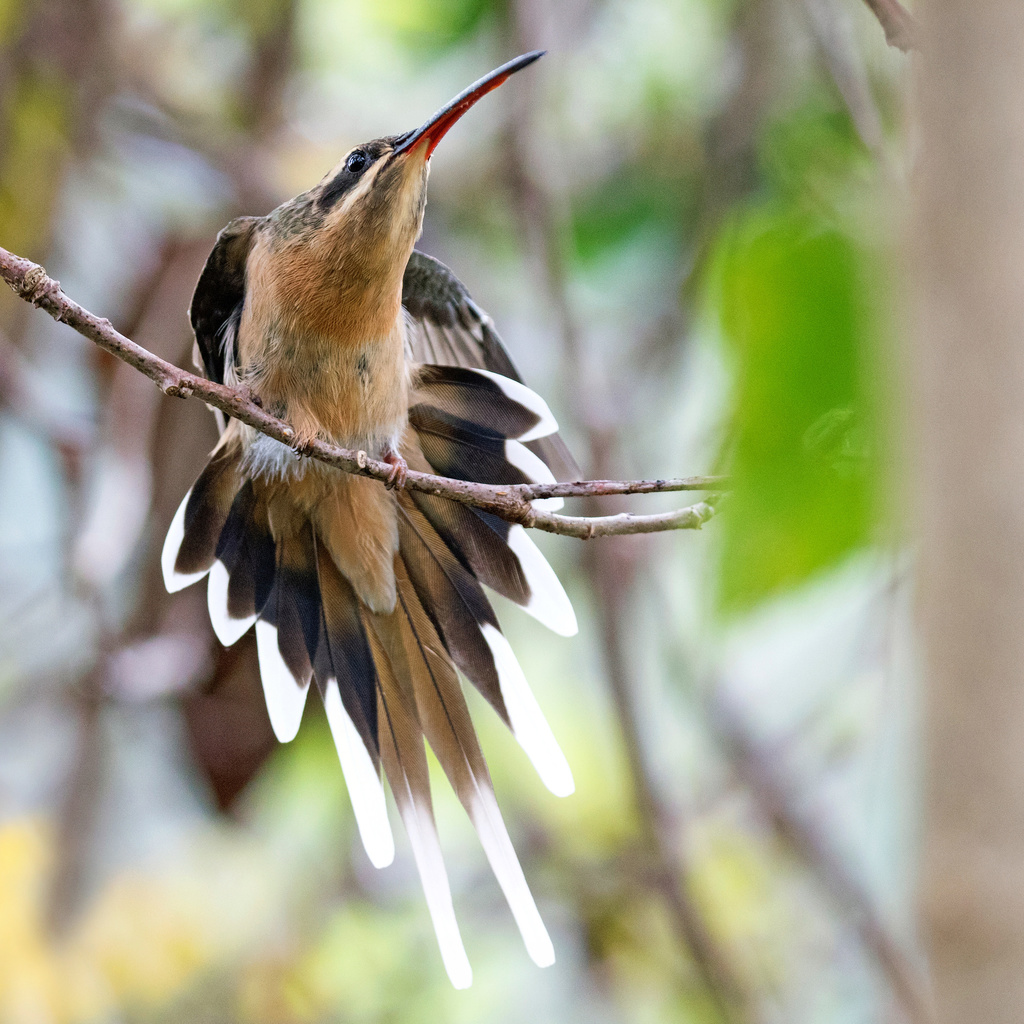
(161, 52, 579, 987)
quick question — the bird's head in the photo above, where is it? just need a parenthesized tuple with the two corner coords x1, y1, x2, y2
(304, 51, 544, 288)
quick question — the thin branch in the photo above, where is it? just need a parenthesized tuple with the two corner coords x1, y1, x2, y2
(0, 244, 723, 539)
(591, 541, 744, 1019)
(530, 498, 720, 538)
(860, 0, 918, 52)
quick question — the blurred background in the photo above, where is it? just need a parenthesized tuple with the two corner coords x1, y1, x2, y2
(0, 0, 923, 1021)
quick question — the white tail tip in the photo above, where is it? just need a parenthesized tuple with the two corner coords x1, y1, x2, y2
(323, 679, 395, 869)
(481, 624, 575, 797)
(504, 441, 564, 512)
(207, 560, 256, 646)
(255, 620, 310, 742)
(402, 795, 473, 988)
(470, 368, 559, 442)
(161, 489, 210, 593)
(469, 788, 556, 968)
(505, 525, 578, 637)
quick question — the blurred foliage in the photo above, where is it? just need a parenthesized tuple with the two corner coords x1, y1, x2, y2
(0, 819, 215, 1021)
(570, 165, 692, 268)
(710, 101, 881, 613)
(713, 208, 877, 611)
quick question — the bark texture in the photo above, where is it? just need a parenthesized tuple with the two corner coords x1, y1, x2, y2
(914, 3, 1024, 1021)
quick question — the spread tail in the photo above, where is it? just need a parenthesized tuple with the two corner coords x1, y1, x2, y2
(162, 366, 575, 984)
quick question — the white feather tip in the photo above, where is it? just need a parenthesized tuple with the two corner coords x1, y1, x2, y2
(481, 624, 575, 797)
(323, 679, 395, 869)
(161, 489, 209, 593)
(401, 796, 473, 989)
(207, 560, 256, 646)
(471, 368, 559, 442)
(504, 441, 564, 512)
(255, 620, 310, 743)
(506, 525, 578, 637)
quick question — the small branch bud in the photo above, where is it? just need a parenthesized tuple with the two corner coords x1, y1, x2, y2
(20, 265, 62, 309)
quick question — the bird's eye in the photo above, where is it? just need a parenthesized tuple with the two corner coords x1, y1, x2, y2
(345, 151, 368, 173)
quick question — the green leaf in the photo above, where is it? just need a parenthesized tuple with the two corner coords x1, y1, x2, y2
(713, 207, 878, 612)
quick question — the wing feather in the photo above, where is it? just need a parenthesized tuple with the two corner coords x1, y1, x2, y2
(402, 251, 579, 481)
(190, 216, 262, 386)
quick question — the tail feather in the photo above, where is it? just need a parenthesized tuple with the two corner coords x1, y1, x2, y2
(410, 358, 578, 481)
(411, 493, 577, 637)
(411, 492, 529, 604)
(322, 676, 394, 869)
(261, 526, 318, 679)
(163, 364, 577, 984)
(479, 623, 574, 798)
(254, 523, 317, 742)
(412, 365, 558, 444)
(503, 441, 563, 511)
(162, 444, 244, 592)
(313, 538, 379, 760)
(408, 366, 565, 512)
(395, 492, 508, 722)
(255, 619, 310, 743)
(391, 565, 555, 967)
(366, 612, 473, 989)
(410, 407, 561, 509)
(207, 480, 275, 645)
(207, 560, 252, 647)
(396, 491, 572, 797)
(313, 537, 396, 869)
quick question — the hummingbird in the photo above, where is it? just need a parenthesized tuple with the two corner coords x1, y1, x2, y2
(161, 52, 579, 987)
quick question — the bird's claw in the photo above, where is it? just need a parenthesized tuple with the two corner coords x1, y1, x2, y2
(291, 436, 316, 459)
(382, 449, 408, 490)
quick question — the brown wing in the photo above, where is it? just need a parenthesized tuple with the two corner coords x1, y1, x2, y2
(402, 250, 580, 480)
(189, 216, 262, 386)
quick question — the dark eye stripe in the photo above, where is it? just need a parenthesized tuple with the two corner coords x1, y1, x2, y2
(316, 139, 392, 212)
(319, 164, 366, 210)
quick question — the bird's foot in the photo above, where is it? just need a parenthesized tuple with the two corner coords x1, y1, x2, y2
(381, 448, 408, 490)
(289, 426, 317, 459)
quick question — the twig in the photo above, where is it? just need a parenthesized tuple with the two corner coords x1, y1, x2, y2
(860, 0, 918, 52)
(529, 499, 720, 538)
(0, 244, 723, 539)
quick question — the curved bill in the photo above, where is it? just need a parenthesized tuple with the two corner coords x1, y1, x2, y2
(392, 50, 545, 160)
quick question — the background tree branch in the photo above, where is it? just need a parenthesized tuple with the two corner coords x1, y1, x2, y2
(860, 0, 918, 52)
